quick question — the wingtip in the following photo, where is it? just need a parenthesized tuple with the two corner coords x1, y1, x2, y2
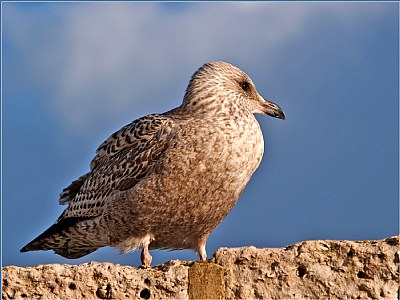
(20, 245, 29, 253)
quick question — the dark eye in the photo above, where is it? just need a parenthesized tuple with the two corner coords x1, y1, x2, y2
(241, 81, 250, 91)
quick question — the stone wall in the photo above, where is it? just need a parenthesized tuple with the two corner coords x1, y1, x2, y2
(2, 236, 399, 299)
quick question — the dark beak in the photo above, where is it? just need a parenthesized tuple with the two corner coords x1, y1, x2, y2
(258, 98, 285, 120)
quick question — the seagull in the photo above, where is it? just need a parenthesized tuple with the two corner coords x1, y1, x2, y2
(21, 61, 285, 267)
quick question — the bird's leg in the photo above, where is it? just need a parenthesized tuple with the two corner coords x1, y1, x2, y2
(196, 235, 208, 261)
(140, 244, 152, 268)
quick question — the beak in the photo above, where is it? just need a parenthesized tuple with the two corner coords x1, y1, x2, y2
(257, 97, 285, 120)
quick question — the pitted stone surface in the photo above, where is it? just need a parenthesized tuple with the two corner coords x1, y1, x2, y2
(213, 236, 399, 299)
(2, 260, 189, 299)
(3, 236, 399, 299)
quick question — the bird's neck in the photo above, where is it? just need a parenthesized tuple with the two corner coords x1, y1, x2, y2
(179, 93, 251, 120)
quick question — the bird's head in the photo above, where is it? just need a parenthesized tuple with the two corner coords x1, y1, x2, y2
(182, 61, 285, 120)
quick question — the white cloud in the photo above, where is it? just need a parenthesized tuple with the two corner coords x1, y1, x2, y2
(3, 2, 387, 134)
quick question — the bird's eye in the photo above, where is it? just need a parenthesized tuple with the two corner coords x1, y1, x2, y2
(241, 81, 250, 91)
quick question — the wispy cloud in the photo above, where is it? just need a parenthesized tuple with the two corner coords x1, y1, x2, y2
(3, 2, 386, 134)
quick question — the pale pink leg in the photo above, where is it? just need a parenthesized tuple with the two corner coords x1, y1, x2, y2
(140, 244, 152, 267)
(196, 235, 208, 261)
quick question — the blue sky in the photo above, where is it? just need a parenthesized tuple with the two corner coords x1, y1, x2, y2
(2, 2, 399, 267)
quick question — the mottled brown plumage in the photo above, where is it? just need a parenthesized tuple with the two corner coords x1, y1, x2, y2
(21, 61, 285, 266)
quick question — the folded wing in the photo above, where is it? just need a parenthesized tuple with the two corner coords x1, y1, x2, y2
(21, 114, 174, 253)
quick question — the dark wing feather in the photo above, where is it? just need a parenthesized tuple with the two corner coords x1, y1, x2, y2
(90, 114, 171, 169)
(20, 216, 92, 252)
(58, 114, 172, 206)
(59, 173, 90, 205)
(58, 114, 174, 221)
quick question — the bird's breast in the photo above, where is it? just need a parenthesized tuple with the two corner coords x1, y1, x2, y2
(159, 115, 264, 210)
(125, 115, 265, 249)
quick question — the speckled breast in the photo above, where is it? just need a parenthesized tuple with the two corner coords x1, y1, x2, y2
(139, 114, 265, 249)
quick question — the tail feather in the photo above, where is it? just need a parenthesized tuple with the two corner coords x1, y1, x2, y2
(20, 216, 103, 259)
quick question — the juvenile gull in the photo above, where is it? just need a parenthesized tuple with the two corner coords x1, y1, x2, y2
(21, 61, 285, 267)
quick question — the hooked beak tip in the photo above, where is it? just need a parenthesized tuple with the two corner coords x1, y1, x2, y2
(275, 109, 285, 120)
(260, 98, 285, 120)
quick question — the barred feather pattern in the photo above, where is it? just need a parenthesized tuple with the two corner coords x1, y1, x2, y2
(59, 114, 174, 220)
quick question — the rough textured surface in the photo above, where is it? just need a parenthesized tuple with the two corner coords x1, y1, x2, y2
(2, 260, 189, 299)
(213, 236, 399, 299)
(3, 236, 399, 299)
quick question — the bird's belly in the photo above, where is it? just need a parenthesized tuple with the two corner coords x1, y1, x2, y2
(144, 121, 264, 249)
